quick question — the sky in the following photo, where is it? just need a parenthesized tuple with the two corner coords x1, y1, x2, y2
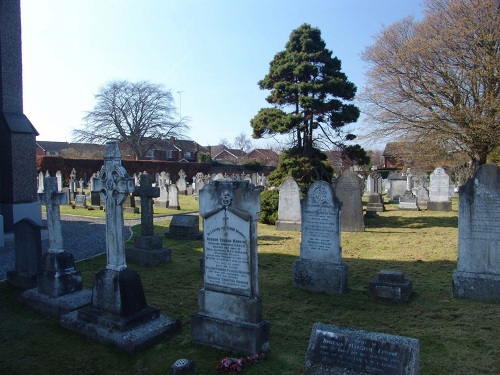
(20, 0, 424, 150)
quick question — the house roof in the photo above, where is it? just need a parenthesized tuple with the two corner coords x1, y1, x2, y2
(246, 148, 279, 161)
(213, 148, 247, 160)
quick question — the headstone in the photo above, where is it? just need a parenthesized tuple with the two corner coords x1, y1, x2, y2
(412, 174, 429, 205)
(60, 141, 179, 353)
(37, 171, 44, 193)
(61, 187, 71, 205)
(452, 164, 500, 301)
(168, 184, 180, 210)
(19, 176, 91, 317)
(275, 177, 301, 231)
(191, 180, 270, 355)
(333, 170, 365, 232)
(305, 323, 420, 375)
(90, 191, 101, 207)
(74, 194, 86, 207)
(398, 191, 419, 211)
(365, 172, 385, 217)
(293, 181, 348, 294)
(155, 184, 169, 208)
(0, 0, 41, 231)
(369, 270, 413, 302)
(387, 172, 407, 202)
(427, 167, 452, 211)
(165, 214, 202, 240)
(56, 170, 62, 192)
(127, 173, 171, 266)
(6, 218, 42, 289)
(176, 169, 187, 194)
(69, 168, 76, 199)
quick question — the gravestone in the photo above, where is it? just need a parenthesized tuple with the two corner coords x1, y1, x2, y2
(398, 191, 419, 211)
(275, 177, 301, 231)
(20, 176, 91, 317)
(56, 170, 62, 192)
(369, 270, 413, 303)
(452, 164, 500, 301)
(6, 218, 42, 289)
(191, 180, 270, 355)
(74, 194, 86, 207)
(427, 167, 452, 211)
(365, 172, 385, 218)
(69, 168, 76, 200)
(387, 172, 407, 202)
(0, 0, 41, 231)
(127, 173, 171, 267)
(293, 181, 348, 295)
(155, 184, 169, 208)
(37, 171, 44, 193)
(165, 214, 202, 240)
(333, 170, 365, 232)
(60, 141, 179, 353)
(168, 184, 180, 209)
(412, 174, 429, 206)
(305, 323, 420, 375)
(176, 169, 187, 194)
(90, 191, 101, 207)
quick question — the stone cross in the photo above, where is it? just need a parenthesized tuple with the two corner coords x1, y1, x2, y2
(133, 173, 160, 236)
(38, 176, 68, 253)
(93, 142, 135, 271)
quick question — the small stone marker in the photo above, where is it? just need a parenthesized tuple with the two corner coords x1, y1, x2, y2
(165, 214, 202, 240)
(20, 176, 91, 317)
(170, 358, 196, 375)
(191, 180, 270, 355)
(60, 141, 179, 353)
(74, 194, 86, 207)
(398, 191, 419, 211)
(127, 173, 172, 266)
(333, 170, 365, 232)
(305, 323, 420, 375)
(275, 177, 301, 231)
(293, 181, 348, 295)
(452, 164, 500, 301)
(427, 167, 452, 211)
(7, 218, 42, 289)
(369, 270, 413, 302)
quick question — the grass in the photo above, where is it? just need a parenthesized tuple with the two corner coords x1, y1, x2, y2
(2, 195, 500, 374)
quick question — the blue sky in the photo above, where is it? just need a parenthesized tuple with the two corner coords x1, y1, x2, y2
(21, 0, 423, 150)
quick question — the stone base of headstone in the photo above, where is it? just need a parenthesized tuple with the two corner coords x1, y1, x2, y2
(275, 220, 301, 231)
(60, 268, 180, 353)
(293, 259, 348, 295)
(165, 214, 203, 240)
(366, 193, 385, 212)
(427, 201, 452, 211)
(37, 252, 83, 297)
(170, 359, 196, 375)
(6, 271, 38, 290)
(369, 270, 413, 302)
(126, 235, 172, 266)
(167, 204, 180, 210)
(123, 207, 140, 214)
(452, 270, 500, 301)
(19, 288, 91, 318)
(364, 210, 379, 218)
(154, 200, 168, 208)
(191, 289, 270, 355)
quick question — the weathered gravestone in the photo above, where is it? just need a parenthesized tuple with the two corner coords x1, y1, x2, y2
(333, 170, 365, 232)
(127, 173, 171, 267)
(6, 218, 42, 289)
(74, 194, 86, 207)
(56, 170, 62, 192)
(165, 214, 202, 240)
(398, 191, 419, 211)
(365, 172, 385, 218)
(0, 0, 41, 231)
(90, 191, 101, 207)
(293, 181, 348, 295)
(452, 164, 500, 301)
(427, 167, 452, 211)
(387, 172, 407, 202)
(60, 142, 179, 353)
(168, 184, 180, 209)
(275, 177, 301, 231)
(412, 174, 429, 206)
(20, 176, 91, 317)
(369, 270, 413, 303)
(176, 169, 187, 195)
(191, 180, 270, 355)
(305, 323, 420, 375)
(155, 183, 169, 208)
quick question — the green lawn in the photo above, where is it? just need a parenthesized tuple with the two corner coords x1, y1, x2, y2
(2, 196, 499, 374)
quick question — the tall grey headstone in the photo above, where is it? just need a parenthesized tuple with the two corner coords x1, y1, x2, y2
(127, 173, 171, 266)
(56, 170, 63, 192)
(275, 177, 301, 231)
(0, 0, 41, 231)
(20, 176, 91, 317)
(365, 171, 385, 217)
(452, 164, 500, 301)
(60, 141, 179, 353)
(155, 184, 169, 208)
(333, 170, 365, 232)
(191, 180, 270, 355)
(387, 172, 407, 202)
(293, 181, 348, 294)
(427, 167, 452, 211)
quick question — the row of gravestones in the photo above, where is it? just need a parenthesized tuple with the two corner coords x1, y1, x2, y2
(11, 144, 500, 373)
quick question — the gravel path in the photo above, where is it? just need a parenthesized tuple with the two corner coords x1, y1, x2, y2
(0, 214, 173, 281)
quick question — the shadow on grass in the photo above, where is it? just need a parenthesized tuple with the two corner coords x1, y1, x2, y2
(258, 235, 294, 242)
(366, 214, 458, 229)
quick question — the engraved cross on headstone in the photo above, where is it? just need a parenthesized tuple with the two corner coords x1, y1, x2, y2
(38, 176, 68, 253)
(93, 142, 135, 271)
(133, 173, 160, 236)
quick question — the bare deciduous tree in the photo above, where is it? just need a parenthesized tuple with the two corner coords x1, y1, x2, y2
(72, 80, 189, 159)
(360, 0, 500, 168)
(233, 132, 254, 152)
